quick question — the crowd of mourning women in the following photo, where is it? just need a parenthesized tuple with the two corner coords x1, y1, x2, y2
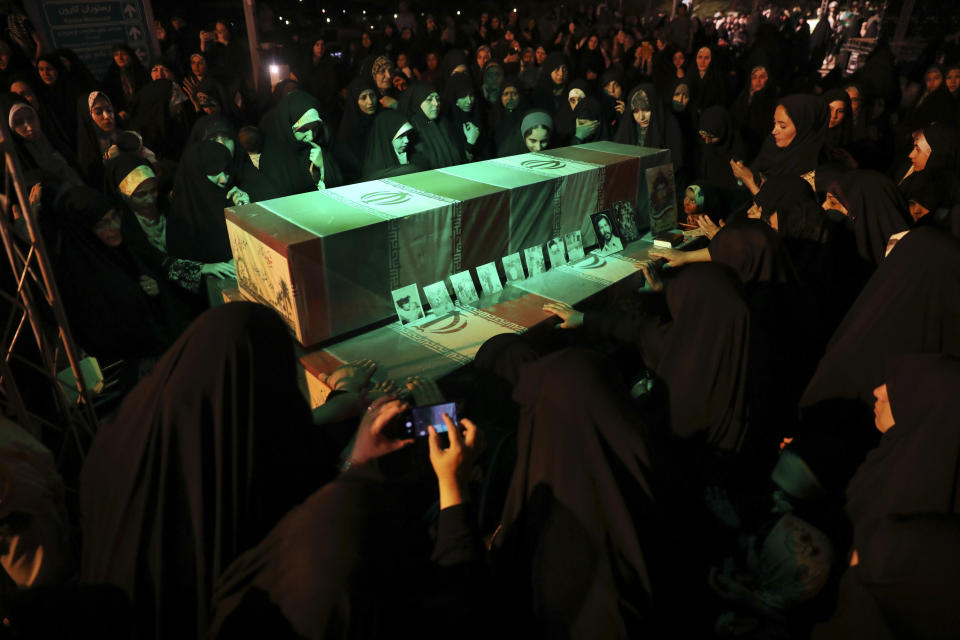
(1, 0, 960, 637)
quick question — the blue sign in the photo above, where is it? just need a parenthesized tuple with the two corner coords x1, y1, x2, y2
(29, 0, 157, 81)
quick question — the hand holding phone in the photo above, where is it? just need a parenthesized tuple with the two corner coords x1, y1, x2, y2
(428, 413, 481, 509)
(343, 396, 414, 469)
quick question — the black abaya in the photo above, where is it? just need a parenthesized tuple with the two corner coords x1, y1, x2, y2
(401, 81, 464, 169)
(614, 84, 685, 171)
(832, 170, 911, 269)
(259, 90, 344, 195)
(801, 226, 960, 408)
(845, 353, 960, 554)
(492, 347, 658, 637)
(80, 302, 335, 640)
(360, 109, 422, 180)
(49, 186, 181, 362)
(584, 263, 752, 452)
(188, 114, 279, 201)
(166, 140, 236, 263)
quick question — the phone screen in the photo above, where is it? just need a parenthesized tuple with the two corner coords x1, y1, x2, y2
(403, 402, 456, 438)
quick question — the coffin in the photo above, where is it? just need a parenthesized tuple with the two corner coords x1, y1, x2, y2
(226, 143, 673, 346)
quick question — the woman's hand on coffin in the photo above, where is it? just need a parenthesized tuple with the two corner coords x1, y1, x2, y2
(637, 261, 663, 292)
(226, 186, 250, 206)
(404, 376, 444, 406)
(542, 301, 584, 329)
(201, 261, 236, 279)
(348, 396, 414, 466)
(428, 414, 481, 509)
(326, 359, 377, 393)
(648, 247, 687, 267)
(139, 275, 159, 296)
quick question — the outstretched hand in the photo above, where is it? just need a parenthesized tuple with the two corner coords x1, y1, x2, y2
(428, 414, 481, 509)
(542, 301, 584, 329)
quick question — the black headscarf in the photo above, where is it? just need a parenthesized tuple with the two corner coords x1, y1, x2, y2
(35, 51, 83, 147)
(166, 140, 235, 263)
(492, 348, 657, 636)
(80, 302, 332, 640)
(2, 95, 82, 187)
(903, 67, 958, 131)
(832, 170, 911, 269)
(188, 115, 278, 202)
(801, 226, 960, 408)
(572, 96, 610, 142)
(130, 78, 191, 162)
(50, 185, 177, 361)
(75, 91, 124, 187)
(687, 45, 726, 114)
(823, 87, 854, 148)
(614, 84, 685, 170)
(917, 122, 960, 176)
(534, 52, 569, 113)
(732, 65, 777, 158)
(334, 76, 379, 182)
(814, 513, 960, 639)
(101, 43, 148, 115)
(846, 353, 960, 554)
(553, 78, 589, 143)
(209, 465, 394, 639)
(707, 219, 796, 288)
(750, 94, 829, 178)
(643, 263, 752, 451)
(259, 90, 344, 195)
(361, 109, 420, 180)
(598, 68, 625, 130)
(698, 105, 747, 189)
(441, 72, 482, 156)
(401, 81, 463, 169)
(756, 176, 860, 334)
(489, 76, 526, 156)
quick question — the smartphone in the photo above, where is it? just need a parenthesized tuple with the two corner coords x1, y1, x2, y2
(395, 401, 457, 439)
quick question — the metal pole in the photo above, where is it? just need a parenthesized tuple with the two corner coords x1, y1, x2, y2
(244, 0, 262, 92)
(0, 119, 98, 434)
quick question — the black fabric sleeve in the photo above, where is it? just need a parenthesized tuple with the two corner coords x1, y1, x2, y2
(432, 503, 483, 567)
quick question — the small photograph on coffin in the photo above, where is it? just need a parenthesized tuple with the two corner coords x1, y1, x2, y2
(476, 262, 503, 296)
(523, 245, 546, 276)
(546, 236, 567, 268)
(614, 200, 642, 242)
(645, 164, 678, 235)
(391, 284, 426, 324)
(449, 271, 479, 305)
(502, 253, 525, 282)
(564, 231, 585, 261)
(590, 210, 624, 256)
(422, 281, 454, 316)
